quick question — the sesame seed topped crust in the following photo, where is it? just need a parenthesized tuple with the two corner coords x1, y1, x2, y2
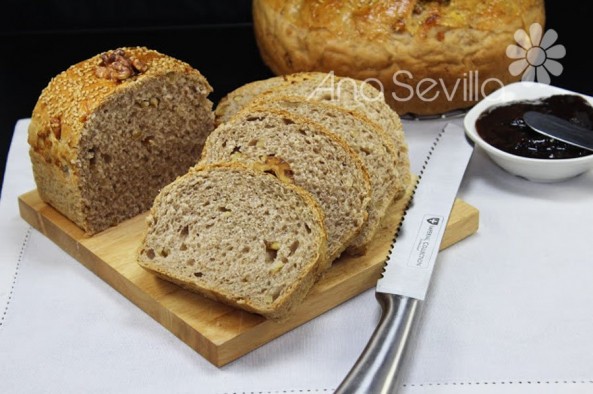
(28, 46, 212, 168)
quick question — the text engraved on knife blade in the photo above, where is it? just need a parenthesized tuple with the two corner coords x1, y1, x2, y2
(408, 215, 445, 269)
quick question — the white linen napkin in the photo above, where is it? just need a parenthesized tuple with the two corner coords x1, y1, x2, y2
(1, 118, 592, 394)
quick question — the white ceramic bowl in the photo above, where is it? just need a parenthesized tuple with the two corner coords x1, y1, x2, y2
(464, 81, 593, 182)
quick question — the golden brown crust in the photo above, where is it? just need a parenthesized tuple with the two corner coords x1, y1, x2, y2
(253, 0, 545, 115)
(30, 150, 86, 230)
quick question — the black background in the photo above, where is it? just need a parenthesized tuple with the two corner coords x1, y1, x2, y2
(0, 1, 590, 193)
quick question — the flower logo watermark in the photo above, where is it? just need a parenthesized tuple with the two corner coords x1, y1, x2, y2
(507, 23, 566, 84)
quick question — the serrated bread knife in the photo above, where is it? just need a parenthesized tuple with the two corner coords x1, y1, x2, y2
(335, 123, 474, 394)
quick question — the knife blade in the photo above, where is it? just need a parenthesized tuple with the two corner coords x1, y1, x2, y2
(523, 111, 593, 152)
(335, 123, 474, 394)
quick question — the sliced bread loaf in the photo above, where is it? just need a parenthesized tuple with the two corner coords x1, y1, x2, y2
(138, 163, 327, 320)
(200, 108, 371, 263)
(28, 47, 215, 234)
(245, 95, 402, 254)
(214, 72, 411, 188)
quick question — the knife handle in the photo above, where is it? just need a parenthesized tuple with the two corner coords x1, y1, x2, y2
(334, 293, 420, 394)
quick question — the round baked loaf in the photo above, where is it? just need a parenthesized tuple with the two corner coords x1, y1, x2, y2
(28, 47, 214, 234)
(253, 0, 545, 115)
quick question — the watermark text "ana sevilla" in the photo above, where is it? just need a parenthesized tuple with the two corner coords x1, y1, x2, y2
(391, 70, 503, 103)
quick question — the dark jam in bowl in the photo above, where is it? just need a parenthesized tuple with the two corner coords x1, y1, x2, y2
(475, 94, 593, 159)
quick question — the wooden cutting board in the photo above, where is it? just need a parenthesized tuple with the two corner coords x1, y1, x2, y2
(18, 189, 478, 366)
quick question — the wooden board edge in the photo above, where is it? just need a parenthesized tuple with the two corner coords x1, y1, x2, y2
(441, 199, 479, 249)
(17, 192, 222, 364)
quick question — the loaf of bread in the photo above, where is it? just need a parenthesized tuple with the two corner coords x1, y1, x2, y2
(215, 72, 411, 188)
(28, 47, 214, 234)
(252, 0, 545, 115)
(138, 164, 327, 320)
(200, 108, 371, 263)
(244, 95, 402, 254)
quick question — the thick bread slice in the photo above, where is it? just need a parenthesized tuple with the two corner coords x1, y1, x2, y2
(28, 47, 214, 234)
(245, 95, 402, 254)
(213, 72, 411, 188)
(138, 163, 327, 320)
(200, 108, 371, 263)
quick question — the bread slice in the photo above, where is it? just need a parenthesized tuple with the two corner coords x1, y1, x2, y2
(138, 163, 327, 320)
(245, 95, 402, 254)
(28, 47, 214, 234)
(214, 72, 411, 188)
(200, 108, 371, 262)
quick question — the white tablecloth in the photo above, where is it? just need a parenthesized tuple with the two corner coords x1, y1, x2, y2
(1, 118, 592, 394)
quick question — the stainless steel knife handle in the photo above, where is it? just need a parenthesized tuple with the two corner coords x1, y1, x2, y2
(334, 293, 420, 394)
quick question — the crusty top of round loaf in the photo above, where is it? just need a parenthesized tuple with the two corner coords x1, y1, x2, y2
(253, 0, 545, 114)
(28, 46, 212, 167)
(256, 0, 544, 38)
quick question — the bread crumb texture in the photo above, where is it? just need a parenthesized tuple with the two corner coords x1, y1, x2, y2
(138, 164, 327, 320)
(201, 108, 371, 262)
(214, 72, 410, 186)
